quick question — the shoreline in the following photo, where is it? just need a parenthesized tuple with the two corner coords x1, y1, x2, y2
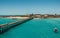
(3, 17, 30, 19)
(0, 17, 60, 19)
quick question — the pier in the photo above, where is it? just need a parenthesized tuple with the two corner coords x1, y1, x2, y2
(0, 17, 33, 34)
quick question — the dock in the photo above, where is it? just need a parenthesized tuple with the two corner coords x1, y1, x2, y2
(0, 17, 33, 34)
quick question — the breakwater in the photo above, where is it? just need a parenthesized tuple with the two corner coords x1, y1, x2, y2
(0, 17, 33, 34)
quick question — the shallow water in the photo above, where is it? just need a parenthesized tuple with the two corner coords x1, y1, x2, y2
(0, 18, 60, 38)
(0, 18, 17, 24)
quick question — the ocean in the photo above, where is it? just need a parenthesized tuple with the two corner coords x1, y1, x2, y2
(0, 18, 60, 38)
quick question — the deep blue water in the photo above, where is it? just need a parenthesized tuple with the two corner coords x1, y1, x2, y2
(0, 18, 60, 38)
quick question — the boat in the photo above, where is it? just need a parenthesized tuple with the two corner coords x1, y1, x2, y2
(54, 27, 58, 33)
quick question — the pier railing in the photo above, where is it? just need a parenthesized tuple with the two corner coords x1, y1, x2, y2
(0, 17, 33, 34)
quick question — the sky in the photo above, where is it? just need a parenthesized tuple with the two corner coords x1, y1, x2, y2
(0, 0, 60, 15)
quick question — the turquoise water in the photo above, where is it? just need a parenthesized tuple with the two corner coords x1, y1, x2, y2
(0, 18, 23, 24)
(0, 18, 17, 24)
(0, 18, 60, 38)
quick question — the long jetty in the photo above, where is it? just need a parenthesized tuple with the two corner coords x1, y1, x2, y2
(0, 17, 33, 34)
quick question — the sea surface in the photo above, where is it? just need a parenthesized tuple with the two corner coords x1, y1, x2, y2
(0, 18, 16, 24)
(0, 18, 60, 38)
(0, 18, 23, 24)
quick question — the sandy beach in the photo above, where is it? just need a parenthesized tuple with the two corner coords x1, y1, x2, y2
(6, 17, 29, 19)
